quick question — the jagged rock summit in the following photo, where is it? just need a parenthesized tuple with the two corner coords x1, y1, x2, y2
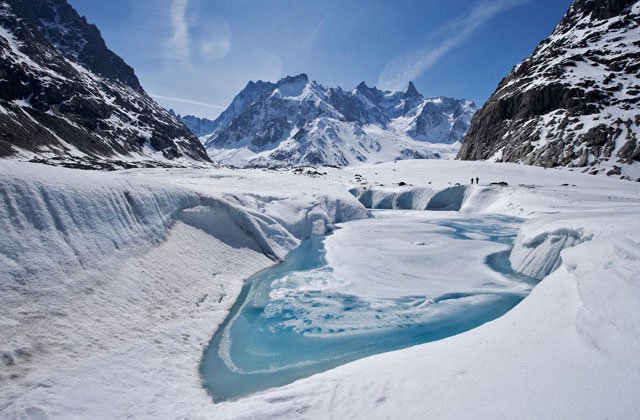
(0, 0, 210, 168)
(458, 0, 640, 179)
(170, 110, 218, 140)
(201, 74, 476, 167)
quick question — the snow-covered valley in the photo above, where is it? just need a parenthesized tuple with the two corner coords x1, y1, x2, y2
(1, 159, 639, 419)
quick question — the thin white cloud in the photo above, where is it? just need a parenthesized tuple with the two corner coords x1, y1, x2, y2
(199, 37, 231, 60)
(300, 17, 325, 52)
(198, 21, 232, 61)
(150, 93, 226, 109)
(377, 0, 531, 91)
(165, 0, 190, 61)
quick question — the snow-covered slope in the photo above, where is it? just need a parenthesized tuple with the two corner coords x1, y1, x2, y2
(0, 0, 210, 168)
(203, 74, 476, 167)
(1, 159, 639, 419)
(458, 0, 640, 180)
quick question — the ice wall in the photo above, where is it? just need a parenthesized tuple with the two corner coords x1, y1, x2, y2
(0, 171, 200, 283)
(0, 163, 367, 284)
(349, 185, 470, 211)
(508, 214, 606, 280)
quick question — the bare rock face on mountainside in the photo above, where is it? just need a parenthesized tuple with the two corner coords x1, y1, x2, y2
(457, 0, 640, 179)
(200, 74, 476, 168)
(0, 0, 210, 167)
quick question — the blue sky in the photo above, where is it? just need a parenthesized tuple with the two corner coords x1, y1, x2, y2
(68, 0, 573, 118)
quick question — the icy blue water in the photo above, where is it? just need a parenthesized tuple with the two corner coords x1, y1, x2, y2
(201, 214, 535, 402)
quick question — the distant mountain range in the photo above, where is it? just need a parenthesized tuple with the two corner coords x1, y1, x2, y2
(3, 0, 634, 177)
(0, 0, 209, 168)
(177, 74, 476, 167)
(169, 110, 218, 139)
(458, 0, 640, 180)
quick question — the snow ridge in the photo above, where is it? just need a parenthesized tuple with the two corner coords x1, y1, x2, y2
(203, 74, 476, 167)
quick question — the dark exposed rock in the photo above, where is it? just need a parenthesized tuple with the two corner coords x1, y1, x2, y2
(0, 0, 210, 165)
(458, 0, 639, 178)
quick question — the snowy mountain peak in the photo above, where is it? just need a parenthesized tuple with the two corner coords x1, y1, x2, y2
(458, 0, 639, 179)
(202, 75, 477, 168)
(404, 81, 421, 99)
(272, 74, 312, 99)
(276, 73, 310, 87)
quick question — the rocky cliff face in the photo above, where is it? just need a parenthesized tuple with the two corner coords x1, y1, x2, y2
(203, 74, 476, 167)
(458, 0, 640, 179)
(0, 0, 210, 168)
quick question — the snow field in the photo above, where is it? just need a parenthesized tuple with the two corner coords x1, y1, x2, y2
(0, 161, 366, 418)
(210, 160, 640, 419)
(324, 211, 526, 301)
(1, 159, 639, 419)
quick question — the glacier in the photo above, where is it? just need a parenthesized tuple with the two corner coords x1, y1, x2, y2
(1, 159, 640, 419)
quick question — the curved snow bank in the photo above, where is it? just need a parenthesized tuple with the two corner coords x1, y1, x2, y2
(426, 186, 467, 211)
(0, 163, 367, 282)
(0, 168, 201, 283)
(349, 186, 470, 210)
(179, 200, 295, 261)
(510, 224, 592, 280)
(227, 193, 366, 243)
(459, 185, 512, 213)
(509, 212, 640, 280)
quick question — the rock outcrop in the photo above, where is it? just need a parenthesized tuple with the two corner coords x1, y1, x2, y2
(458, 0, 639, 179)
(0, 0, 210, 168)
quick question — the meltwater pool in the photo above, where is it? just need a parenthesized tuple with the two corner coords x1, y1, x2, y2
(200, 212, 536, 402)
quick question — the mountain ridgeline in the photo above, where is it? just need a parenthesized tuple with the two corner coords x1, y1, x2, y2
(169, 110, 219, 138)
(0, 0, 209, 168)
(458, 0, 640, 179)
(192, 74, 476, 168)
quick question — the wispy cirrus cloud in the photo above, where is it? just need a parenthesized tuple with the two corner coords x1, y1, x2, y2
(164, 0, 232, 64)
(149, 93, 226, 110)
(165, 0, 191, 62)
(197, 20, 232, 61)
(377, 0, 530, 91)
